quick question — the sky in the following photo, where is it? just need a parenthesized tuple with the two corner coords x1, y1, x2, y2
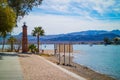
(13, 0, 120, 35)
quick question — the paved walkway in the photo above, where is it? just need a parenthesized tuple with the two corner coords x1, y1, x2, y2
(0, 52, 23, 80)
(19, 54, 86, 80)
(0, 52, 86, 80)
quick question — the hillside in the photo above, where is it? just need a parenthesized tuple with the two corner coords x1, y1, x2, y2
(41, 30, 120, 42)
(0, 30, 120, 43)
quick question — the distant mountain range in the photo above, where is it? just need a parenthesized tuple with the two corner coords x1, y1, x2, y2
(0, 30, 120, 43)
(40, 30, 120, 42)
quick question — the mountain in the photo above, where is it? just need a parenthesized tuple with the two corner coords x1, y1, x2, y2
(68, 30, 107, 36)
(41, 30, 120, 42)
(111, 30, 120, 36)
(44, 32, 119, 42)
(0, 30, 120, 43)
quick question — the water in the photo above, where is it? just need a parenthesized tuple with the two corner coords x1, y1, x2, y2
(73, 45, 120, 80)
(41, 44, 54, 50)
(0, 45, 11, 50)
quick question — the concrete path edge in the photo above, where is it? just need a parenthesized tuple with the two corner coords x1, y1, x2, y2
(37, 55, 86, 80)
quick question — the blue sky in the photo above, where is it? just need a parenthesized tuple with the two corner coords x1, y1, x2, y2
(13, 0, 120, 35)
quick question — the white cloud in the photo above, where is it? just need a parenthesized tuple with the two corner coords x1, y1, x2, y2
(39, 0, 70, 12)
(13, 14, 120, 35)
(37, 0, 120, 20)
(91, 0, 115, 14)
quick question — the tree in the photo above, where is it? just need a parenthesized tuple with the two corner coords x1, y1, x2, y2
(1, 0, 43, 34)
(1, 32, 7, 52)
(15, 38, 22, 52)
(8, 0, 43, 20)
(0, 0, 43, 37)
(113, 37, 120, 44)
(0, 1, 16, 51)
(104, 37, 111, 44)
(0, 0, 16, 36)
(32, 26, 44, 53)
(8, 36, 17, 51)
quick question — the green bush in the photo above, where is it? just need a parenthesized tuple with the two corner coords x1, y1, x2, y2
(29, 44, 37, 53)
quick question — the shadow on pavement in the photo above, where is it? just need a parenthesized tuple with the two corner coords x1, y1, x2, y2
(0, 55, 2, 60)
(0, 53, 17, 57)
(0, 52, 31, 58)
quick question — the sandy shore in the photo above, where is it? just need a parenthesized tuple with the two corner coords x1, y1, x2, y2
(19, 53, 86, 80)
(42, 50, 115, 80)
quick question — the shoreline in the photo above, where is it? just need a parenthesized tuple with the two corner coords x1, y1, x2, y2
(42, 50, 115, 80)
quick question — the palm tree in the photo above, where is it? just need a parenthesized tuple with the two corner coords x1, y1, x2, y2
(8, 36, 17, 51)
(32, 26, 45, 53)
(29, 44, 37, 53)
(114, 37, 120, 44)
(2, 37, 6, 52)
(1, 32, 7, 52)
(15, 38, 22, 52)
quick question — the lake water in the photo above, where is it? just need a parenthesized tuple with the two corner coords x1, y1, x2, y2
(0, 44, 120, 79)
(0, 45, 11, 50)
(73, 45, 120, 80)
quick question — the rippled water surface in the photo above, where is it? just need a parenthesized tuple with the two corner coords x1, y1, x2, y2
(73, 45, 120, 80)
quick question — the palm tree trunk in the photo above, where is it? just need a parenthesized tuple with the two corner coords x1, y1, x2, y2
(37, 35, 40, 53)
(2, 38, 5, 52)
(11, 41, 13, 51)
(17, 42, 21, 52)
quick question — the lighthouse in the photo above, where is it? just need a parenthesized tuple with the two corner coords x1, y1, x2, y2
(22, 22, 28, 53)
